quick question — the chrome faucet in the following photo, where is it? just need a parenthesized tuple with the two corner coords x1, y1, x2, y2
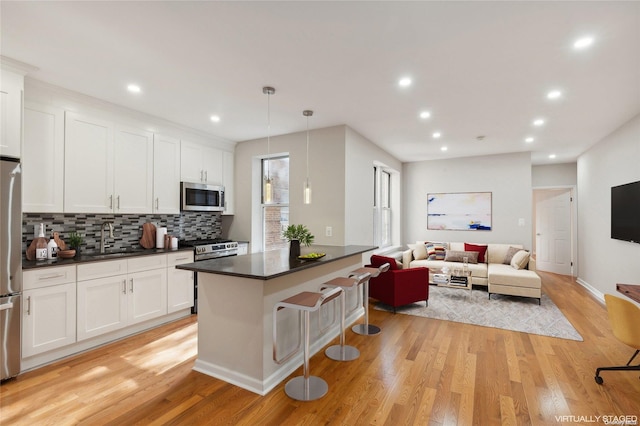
(100, 222, 114, 253)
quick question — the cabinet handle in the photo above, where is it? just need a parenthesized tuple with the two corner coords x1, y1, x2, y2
(156, 198, 159, 210)
(26, 296, 31, 315)
(109, 195, 113, 209)
(117, 195, 120, 209)
(200, 170, 204, 181)
(38, 273, 65, 280)
(130, 278, 134, 293)
(204, 170, 208, 182)
(175, 256, 190, 261)
(122, 280, 127, 294)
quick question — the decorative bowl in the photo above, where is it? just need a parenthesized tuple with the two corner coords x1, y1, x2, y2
(57, 249, 76, 259)
(298, 252, 326, 260)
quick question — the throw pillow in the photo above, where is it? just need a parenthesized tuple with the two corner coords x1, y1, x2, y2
(370, 254, 398, 270)
(503, 246, 522, 265)
(407, 243, 427, 260)
(426, 242, 447, 260)
(444, 250, 479, 264)
(464, 243, 488, 263)
(510, 250, 530, 270)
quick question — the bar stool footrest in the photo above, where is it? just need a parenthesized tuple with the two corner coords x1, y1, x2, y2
(285, 376, 329, 401)
(325, 344, 360, 361)
(352, 323, 381, 336)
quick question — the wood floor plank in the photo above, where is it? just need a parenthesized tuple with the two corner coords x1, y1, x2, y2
(2, 271, 640, 425)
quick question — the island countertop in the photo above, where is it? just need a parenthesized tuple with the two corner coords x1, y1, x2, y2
(176, 244, 376, 280)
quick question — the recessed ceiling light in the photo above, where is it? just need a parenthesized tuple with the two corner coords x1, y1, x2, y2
(419, 111, 431, 119)
(525, 137, 535, 143)
(533, 118, 545, 127)
(398, 77, 412, 87)
(549, 154, 557, 159)
(210, 115, 221, 123)
(547, 90, 562, 100)
(440, 146, 448, 152)
(573, 36, 594, 50)
(432, 132, 441, 138)
(127, 84, 141, 93)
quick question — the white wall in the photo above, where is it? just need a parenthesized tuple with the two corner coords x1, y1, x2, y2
(344, 127, 402, 246)
(577, 114, 640, 305)
(532, 163, 577, 187)
(402, 152, 533, 248)
(230, 125, 346, 247)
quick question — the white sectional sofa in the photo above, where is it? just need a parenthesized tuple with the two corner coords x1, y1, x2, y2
(402, 242, 542, 303)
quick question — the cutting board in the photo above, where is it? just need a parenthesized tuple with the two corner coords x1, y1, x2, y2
(139, 222, 157, 249)
(54, 231, 67, 250)
(26, 239, 37, 261)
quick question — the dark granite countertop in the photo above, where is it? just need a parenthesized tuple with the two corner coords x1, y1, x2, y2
(176, 245, 376, 280)
(22, 247, 193, 270)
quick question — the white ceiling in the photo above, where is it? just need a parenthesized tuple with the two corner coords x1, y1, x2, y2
(2, 1, 639, 165)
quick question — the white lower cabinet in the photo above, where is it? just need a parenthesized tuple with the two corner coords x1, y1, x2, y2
(22, 283, 76, 358)
(167, 252, 194, 313)
(76, 256, 167, 341)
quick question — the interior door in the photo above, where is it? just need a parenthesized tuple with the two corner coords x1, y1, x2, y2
(535, 189, 573, 275)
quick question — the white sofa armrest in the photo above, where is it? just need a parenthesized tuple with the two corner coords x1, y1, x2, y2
(402, 249, 414, 269)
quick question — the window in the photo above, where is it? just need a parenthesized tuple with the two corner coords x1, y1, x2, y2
(373, 166, 392, 247)
(262, 156, 289, 251)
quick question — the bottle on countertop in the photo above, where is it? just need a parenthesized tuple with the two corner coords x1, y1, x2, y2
(47, 233, 59, 259)
(35, 223, 48, 261)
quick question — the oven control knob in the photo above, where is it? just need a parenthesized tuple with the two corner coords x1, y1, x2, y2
(196, 246, 205, 254)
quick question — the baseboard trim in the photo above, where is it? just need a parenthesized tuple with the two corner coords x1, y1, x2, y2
(576, 277, 605, 303)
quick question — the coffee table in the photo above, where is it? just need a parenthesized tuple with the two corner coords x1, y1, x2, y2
(432, 268, 473, 292)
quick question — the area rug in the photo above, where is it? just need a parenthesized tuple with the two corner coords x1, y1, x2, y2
(374, 286, 583, 341)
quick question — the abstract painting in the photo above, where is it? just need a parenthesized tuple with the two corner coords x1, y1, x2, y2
(427, 192, 492, 231)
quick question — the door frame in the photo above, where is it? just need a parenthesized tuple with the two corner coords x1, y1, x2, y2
(532, 185, 577, 277)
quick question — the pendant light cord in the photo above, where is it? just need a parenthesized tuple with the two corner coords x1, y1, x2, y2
(306, 114, 309, 179)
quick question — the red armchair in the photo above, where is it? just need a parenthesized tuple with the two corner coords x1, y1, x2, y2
(367, 255, 429, 313)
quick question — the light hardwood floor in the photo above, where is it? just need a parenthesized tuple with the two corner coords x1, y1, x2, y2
(1, 271, 639, 425)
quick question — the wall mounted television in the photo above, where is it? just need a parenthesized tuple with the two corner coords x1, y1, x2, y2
(611, 180, 640, 244)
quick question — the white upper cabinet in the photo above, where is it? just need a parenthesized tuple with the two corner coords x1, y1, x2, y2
(114, 125, 154, 214)
(64, 112, 114, 213)
(180, 140, 223, 185)
(22, 102, 65, 212)
(153, 134, 181, 214)
(0, 69, 24, 159)
(222, 150, 234, 215)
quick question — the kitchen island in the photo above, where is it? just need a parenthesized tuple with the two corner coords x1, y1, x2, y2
(177, 245, 376, 395)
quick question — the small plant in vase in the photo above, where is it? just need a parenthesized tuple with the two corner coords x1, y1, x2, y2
(67, 232, 84, 256)
(282, 224, 314, 258)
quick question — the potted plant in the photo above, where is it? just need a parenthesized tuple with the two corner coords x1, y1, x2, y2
(67, 231, 84, 256)
(282, 224, 314, 258)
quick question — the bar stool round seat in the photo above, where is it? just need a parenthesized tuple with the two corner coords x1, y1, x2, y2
(350, 263, 391, 336)
(321, 273, 370, 361)
(273, 287, 343, 401)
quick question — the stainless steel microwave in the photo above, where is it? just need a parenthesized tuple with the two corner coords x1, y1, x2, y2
(181, 182, 225, 212)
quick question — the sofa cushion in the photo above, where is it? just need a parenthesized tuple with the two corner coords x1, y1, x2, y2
(503, 246, 522, 264)
(370, 254, 399, 270)
(426, 242, 447, 260)
(487, 244, 523, 264)
(407, 243, 427, 260)
(444, 250, 479, 264)
(488, 263, 541, 288)
(510, 250, 530, 270)
(464, 243, 488, 263)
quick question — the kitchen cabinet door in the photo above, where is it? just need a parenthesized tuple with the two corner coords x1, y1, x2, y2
(64, 112, 114, 213)
(222, 150, 234, 215)
(23, 283, 76, 358)
(77, 275, 128, 341)
(22, 102, 65, 212)
(153, 134, 181, 213)
(202, 145, 223, 185)
(180, 139, 203, 183)
(0, 69, 23, 159)
(114, 125, 153, 213)
(167, 252, 194, 313)
(127, 268, 167, 325)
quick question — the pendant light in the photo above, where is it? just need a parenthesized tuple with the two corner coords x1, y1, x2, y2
(263, 86, 275, 203)
(303, 110, 313, 204)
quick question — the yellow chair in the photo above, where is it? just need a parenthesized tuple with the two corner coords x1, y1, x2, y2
(594, 294, 640, 384)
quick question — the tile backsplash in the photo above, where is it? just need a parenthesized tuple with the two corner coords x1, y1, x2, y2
(23, 211, 222, 257)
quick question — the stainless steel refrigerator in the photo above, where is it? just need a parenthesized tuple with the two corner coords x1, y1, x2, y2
(1, 156, 22, 381)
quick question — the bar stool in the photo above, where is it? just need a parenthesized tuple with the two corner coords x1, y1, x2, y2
(350, 262, 391, 336)
(320, 273, 371, 361)
(273, 287, 343, 401)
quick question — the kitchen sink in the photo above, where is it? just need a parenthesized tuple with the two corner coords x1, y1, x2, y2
(84, 248, 147, 259)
